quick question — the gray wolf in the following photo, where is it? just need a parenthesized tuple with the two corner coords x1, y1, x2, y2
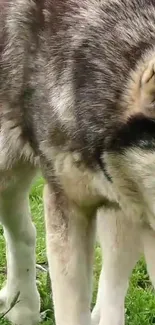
(1, 0, 155, 324)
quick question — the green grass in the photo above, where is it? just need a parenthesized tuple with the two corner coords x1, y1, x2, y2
(0, 179, 155, 324)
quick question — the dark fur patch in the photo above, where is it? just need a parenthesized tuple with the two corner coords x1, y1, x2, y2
(108, 114, 155, 152)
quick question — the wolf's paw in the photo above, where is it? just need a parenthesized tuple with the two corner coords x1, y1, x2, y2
(6, 305, 40, 325)
(0, 285, 40, 325)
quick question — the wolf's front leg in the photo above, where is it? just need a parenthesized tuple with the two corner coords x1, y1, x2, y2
(92, 207, 142, 325)
(44, 183, 96, 325)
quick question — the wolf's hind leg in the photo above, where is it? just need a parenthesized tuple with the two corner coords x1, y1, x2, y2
(0, 164, 40, 325)
(44, 183, 96, 325)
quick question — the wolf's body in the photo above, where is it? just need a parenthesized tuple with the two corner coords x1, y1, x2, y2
(1, 1, 155, 324)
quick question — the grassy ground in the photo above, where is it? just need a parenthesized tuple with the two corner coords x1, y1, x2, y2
(0, 179, 155, 324)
